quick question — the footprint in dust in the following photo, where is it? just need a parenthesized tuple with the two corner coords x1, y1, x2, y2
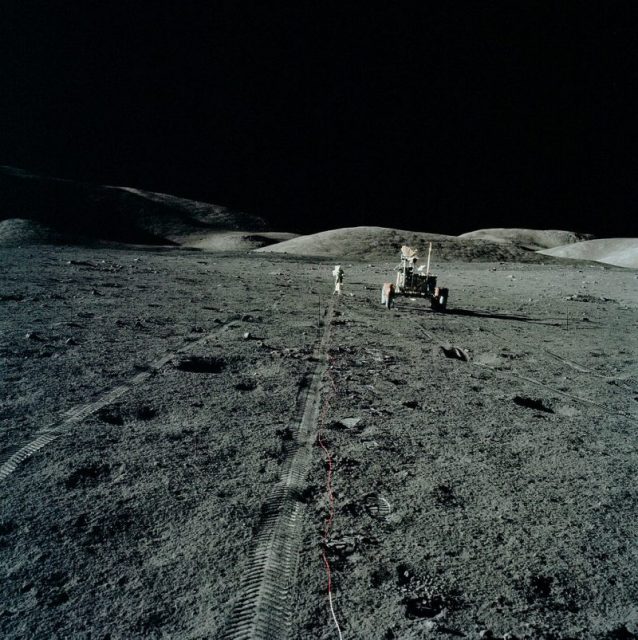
(364, 494, 393, 518)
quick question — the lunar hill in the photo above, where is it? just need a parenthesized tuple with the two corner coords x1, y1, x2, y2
(539, 238, 638, 269)
(0, 218, 77, 247)
(0, 166, 267, 246)
(255, 226, 570, 262)
(4, 167, 618, 265)
(183, 230, 299, 252)
(458, 228, 594, 250)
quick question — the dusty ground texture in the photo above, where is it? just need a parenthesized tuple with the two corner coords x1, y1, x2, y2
(1, 246, 637, 639)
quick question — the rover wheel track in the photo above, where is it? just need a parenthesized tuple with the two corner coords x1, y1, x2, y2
(222, 298, 336, 640)
(0, 331, 218, 483)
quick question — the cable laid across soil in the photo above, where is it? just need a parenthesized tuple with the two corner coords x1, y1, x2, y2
(222, 297, 337, 640)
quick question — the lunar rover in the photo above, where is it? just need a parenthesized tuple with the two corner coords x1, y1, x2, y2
(381, 244, 449, 311)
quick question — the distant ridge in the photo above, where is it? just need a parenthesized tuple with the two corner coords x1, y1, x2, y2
(184, 231, 298, 252)
(539, 238, 638, 269)
(459, 228, 594, 250)
(255, 226, 558, 262)
(0, 166, 267, 246)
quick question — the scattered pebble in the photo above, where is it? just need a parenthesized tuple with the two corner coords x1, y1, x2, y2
(337, 417, 361, 429)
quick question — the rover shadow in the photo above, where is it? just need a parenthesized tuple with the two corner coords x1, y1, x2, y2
(445, 308, 553, 324)
(395, 304, 565, 326)
(451, 307, 589, 327)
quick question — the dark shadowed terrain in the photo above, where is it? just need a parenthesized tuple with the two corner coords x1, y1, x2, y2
(0, 166, 267, 246)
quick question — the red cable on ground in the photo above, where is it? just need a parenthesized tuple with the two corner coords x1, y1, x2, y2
(317, 358, 343, 639)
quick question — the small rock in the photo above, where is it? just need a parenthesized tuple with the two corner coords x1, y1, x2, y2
(243, 332, 252, 340)
(65, 337, 78, 346)
(386, 512, 403, 525)
(25, 332, 43, 341)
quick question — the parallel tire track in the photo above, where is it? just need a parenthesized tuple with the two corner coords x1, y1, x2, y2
(222, 298, 336, 640)
(0, 331, 218, 483)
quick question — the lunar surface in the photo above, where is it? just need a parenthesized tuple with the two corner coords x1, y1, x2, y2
(1, 239, 637, 639)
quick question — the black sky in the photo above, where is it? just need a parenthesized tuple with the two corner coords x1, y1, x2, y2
(1, 2, 636, 235)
